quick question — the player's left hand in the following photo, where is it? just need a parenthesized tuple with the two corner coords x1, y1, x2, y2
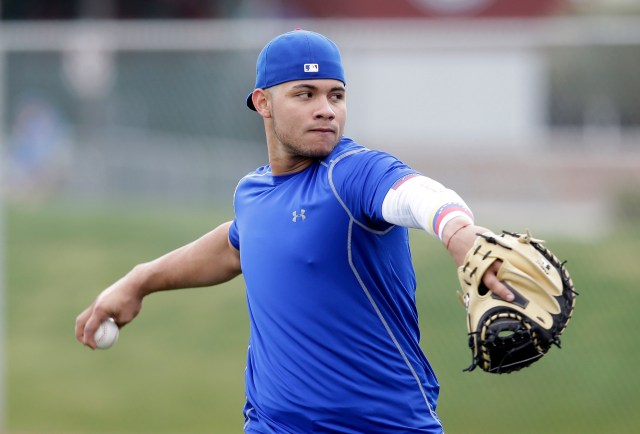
(444, 222, 514, 302)
(479, 260, 514, 302)
(456, 229, 577, 373)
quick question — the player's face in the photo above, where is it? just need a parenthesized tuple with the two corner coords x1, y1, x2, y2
(268, 79, 346, 159)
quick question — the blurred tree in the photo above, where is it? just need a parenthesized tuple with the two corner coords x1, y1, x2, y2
(1, 0, 224, 20)
(2, 0, 81, 20)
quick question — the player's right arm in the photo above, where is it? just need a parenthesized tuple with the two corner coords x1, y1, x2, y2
(75, 220, 241, 349)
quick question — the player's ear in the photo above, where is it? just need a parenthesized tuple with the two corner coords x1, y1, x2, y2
(252, 89, 272, 118)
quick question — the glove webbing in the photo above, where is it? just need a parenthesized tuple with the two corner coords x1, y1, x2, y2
(466, 311, 545, 373)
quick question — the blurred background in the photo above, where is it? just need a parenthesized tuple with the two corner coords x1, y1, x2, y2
(1, 1, 639, 433)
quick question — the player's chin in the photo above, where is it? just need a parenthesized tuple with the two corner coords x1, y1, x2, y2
(305, 132, 339, 156)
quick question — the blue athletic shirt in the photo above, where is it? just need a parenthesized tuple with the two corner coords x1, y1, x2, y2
(228, 137, 444, 434)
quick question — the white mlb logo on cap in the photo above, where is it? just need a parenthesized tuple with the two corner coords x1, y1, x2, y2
(304, 63, 319, 72)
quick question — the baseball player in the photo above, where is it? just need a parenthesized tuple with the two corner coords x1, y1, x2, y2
(76, 29, 513, 433)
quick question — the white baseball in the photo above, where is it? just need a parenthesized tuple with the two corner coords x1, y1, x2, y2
(94, 318, 119, 349)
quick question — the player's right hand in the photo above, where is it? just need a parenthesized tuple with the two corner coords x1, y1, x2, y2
(75, 277, 143, 349)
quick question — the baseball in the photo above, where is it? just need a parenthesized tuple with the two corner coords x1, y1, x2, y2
(94, 318, 119, 349)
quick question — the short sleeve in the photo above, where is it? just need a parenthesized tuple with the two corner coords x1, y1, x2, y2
(228, 218, 240, 250)
(331, 149, 418, 230)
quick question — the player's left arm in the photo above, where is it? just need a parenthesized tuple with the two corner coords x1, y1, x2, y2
(381, 175, 513, 301)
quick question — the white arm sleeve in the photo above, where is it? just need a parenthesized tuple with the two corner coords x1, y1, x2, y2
(381, 175, 474, 240)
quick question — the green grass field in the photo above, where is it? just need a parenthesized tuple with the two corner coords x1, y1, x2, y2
(5, 202, 640, 433)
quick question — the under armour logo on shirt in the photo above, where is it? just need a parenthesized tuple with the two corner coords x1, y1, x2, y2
(292, 209, 306, 222)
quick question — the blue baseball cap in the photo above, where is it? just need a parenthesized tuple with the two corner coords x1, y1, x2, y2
(246, 29, 346, 111)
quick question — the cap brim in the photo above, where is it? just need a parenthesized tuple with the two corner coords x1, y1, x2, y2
(246, 92, 256, 111)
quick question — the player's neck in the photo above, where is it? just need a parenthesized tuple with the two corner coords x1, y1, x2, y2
(265, 129, 316, 176)
(268, 153, 314, 176)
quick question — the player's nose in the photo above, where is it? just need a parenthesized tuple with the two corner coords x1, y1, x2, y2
(313, 97, 336, 120)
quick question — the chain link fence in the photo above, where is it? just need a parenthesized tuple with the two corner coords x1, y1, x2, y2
(1, 18, 639, 235)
